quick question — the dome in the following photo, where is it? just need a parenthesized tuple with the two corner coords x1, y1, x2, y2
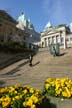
(17, 12, 26, 22)
(45, 21, 52, 28)
(43, 21, 52, 31)
(28, 18, 34, 29)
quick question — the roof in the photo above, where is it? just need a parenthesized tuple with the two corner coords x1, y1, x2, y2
(0, 10, 17, 24)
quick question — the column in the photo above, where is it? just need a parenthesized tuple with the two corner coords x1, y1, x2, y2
(63, 31, 66, 49)
(46, 38, 48, 47)
(55, 36, 57, 44)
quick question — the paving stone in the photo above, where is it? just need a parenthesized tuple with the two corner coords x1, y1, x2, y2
(0, 48, 72, 108)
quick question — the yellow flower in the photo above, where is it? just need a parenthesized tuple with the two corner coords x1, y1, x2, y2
(15, 95, 20, 100)
(65, 87, 71, 98)
(30, 95, 38, 103)
(35, 89, 41, 95)
(45, 78, 53, 83)
(62, 91, 68, 97)
(19, 94, 23, 98)
(0, 88, 6, 93)
(23, 89, 28, 94)
(62, 89, 71, 98)
(55, 88, 62, 96)
(14, 90, 17, 94)
(2, 96, 11, 108)
(26, 99, 33, 106)
(51, 81, 55, 86)
(0, 97, 4, 102)
(9, 87, 15, 92)
(31, 104, 36, 108)
(29, 88, 34, 93)
(35, 89, 41, 94)
(23, 101, 27, 107)
(45, 84, 50, 89)
(70, 88, 72, 95)
(55, 84, 60, 90)
(12, 97, 15, 101)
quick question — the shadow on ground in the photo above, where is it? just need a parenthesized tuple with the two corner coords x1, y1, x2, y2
(38, 97, 57, 108)
(32, 61, 40, 66)
(1, 60, 29, 77)
(18, 60, 29, 67)
(59, 52, 67, 56)
(0, 80, 5, 87)
(3, 68, 20, 76)
(0, 51, 31, 70)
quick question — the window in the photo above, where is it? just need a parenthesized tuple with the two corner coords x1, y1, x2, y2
(44, 38, 47, 46)
(52, 37, 54, 43)
(70, 37, 72, 41)
(56, 35, 59, 43)
(66, 38, 69, 41)
(48, 37, 50, 44)
(42, 42, 44, 47)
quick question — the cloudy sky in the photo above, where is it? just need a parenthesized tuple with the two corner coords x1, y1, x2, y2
(0, 0, 72, 32)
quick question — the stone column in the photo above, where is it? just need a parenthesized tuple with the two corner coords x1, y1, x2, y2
(58, 33, 61, 46)
(50, 37, 52, 44)
(55, 36, 57, 44)
(47, 38, 48, 46)
(63, 31, 66, 49)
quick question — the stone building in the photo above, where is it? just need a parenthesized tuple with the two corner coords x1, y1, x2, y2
(40, 22, 72, 49)
(16, 12, 34, 30)
(0, 10, 30, 44)
(16, 12, 40, 45)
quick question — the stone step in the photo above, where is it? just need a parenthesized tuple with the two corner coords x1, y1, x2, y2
(0, 52, 29, 70)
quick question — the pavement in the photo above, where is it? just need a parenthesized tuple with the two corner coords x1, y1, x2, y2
(0, 48, 72, 108)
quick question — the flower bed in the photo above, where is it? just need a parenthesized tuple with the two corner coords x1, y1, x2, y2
(0, 78, 72, 108)
(0, 84, 44, 108)
(43, 78, 72, 98)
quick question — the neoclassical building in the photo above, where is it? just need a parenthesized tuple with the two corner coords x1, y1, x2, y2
(40, 23, 72, 49)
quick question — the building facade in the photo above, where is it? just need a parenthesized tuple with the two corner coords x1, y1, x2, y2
(40, 25, 72, 49)
(0, 10, 30, 44)
(16, 12, 40, 45)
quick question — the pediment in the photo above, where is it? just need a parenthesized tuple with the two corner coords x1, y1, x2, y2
(47, 29, 59, 35)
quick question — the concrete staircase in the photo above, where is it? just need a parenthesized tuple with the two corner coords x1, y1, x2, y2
(38, 47, 49, 52)
(0, 52, 29, 69)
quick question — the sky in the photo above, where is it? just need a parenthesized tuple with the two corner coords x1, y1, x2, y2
(0, 0, 72, 32)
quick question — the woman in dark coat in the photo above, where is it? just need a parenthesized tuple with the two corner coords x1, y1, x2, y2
(29, 54, 33, 66)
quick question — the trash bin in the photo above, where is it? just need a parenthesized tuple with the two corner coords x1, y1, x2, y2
(55, 43, 60, 56)
(49, 44, 55, 55)
(49, 43, 60, 56)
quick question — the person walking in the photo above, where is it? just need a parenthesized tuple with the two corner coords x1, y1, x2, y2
(29, 54, 33, 66)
